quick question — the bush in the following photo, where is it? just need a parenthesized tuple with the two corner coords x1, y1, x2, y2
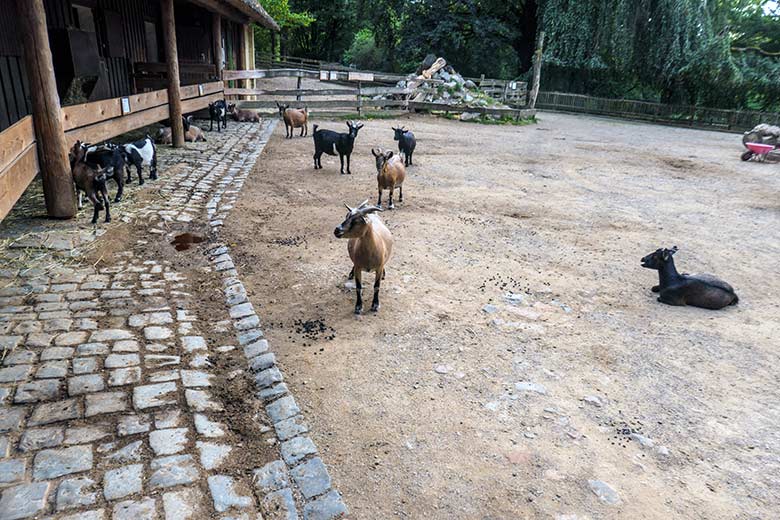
(343, 28, 383, 70)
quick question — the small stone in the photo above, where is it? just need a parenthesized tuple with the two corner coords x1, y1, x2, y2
(181, 370, 212, 387)
(41, 346, 75, 360)
(73, 357, 99, 375)
(196, 441, 232, 470)
(89, 329, 133, 342)
(149, 455, 199, 489)
(229, 303, 254, 319)
(237, 329, 263, 346)
(56, 477, 97, 511)
(303, 490, 348, 520)
(274, 415, 308, 442)
(33, 445, 93, 479)
(207, 475, 254, 512)
(113, 340, 140, 352)
(112, 498, 157, 520)
(154, 410, 182, 429)
(248, 353, 275, 373)
(36, 360, 69, 379)
(85, 392, 128, 416)
(68, 374, 105, 395)
(233, 315, 260, 331)
(19, 426, 64, 452)
(29, 398, 81, 426)
(65, 426, 110, 445)
(253, 460, 289, 493)
(0, 482, 50, 519)
(2, 350, 35, 365)
(254, 367, 283, 389)
(26, 333, 54, 347)
(583, 395, 602, 407)
(290, 457, 331, 499)
(106, 440, 143, 463)
(144, 326, 172, 341)
(117, 415, 151, 436)
(14, 379, 61, 403)
(257, 383, 288, 402)
(588, 479, 620, 505)
(128, 312, 173, 328)
(657, 446, 670, 456)
(433, 365, 450, 375)
(181, 336, 206, 352)
(0, 459, 26, 484)
(105, 354, 140, 368)
(515, 381, 547, 395)
(185, 389, 222, 412)
(266, 396, 300, 424)
(193, 414, 226, 438)
(134, 382, 177, 409)
(629, 433, 654, 448)
(59, 509, 106, 520)
(149, 428, 188, 456)
(242, 340, 268, 359)
(144, 355, 180, 368)
(280, 436, 317, 466)
(0, 364, 32, 383)
(54, 331, 88, 346)
(261, 488, 297, 520)
(162, 488, 204, 520)
(77, 343, 109, 356)
(103, 464, 143, 500)
(109, 367, 142, 386)
(482, 304, 499, 314)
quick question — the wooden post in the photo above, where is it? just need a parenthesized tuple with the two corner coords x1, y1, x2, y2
(296, 74, 302, 101)
(212, 13, 222, 80)
(161, 0, 184, 147)
(271, 30, 278, 61)
(528, 31, 545, 110)
(17, 0, 76, 218)
(357, 82, 362, 117)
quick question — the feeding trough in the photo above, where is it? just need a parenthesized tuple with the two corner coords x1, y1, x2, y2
(741, 142, 778, 162)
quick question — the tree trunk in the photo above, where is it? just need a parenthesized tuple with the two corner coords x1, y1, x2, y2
(16, 0, 76, 218)
(528, 31, 545, 110)
(212, 13, 222, 80)
(161, 0, 184, 147)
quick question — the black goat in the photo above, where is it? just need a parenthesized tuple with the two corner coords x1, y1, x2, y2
(75, 143, 126, 203)
(122, 136, 157, 185)
(209, 100, 227, 132)
(641, 246, 739, 310)
(312, 121, 364, 174)
(392, 126, 416, 166)
(70, 141, 110, 224)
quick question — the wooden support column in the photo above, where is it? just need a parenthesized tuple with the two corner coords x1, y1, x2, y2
(271, 29, 278, 61)
(161, 0, 184, 147)
(16, 0, 76, 218)
(528, 31, 545, 110)
(212, 13, 223, 80)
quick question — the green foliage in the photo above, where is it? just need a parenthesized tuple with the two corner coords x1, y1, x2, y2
(255, 0, 314, 57)
(343, 28, 383, 70)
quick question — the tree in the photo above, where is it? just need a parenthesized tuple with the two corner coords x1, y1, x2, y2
(255, 0, 314, 57)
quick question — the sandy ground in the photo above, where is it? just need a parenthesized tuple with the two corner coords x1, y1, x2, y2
(223, 112, 780, 519)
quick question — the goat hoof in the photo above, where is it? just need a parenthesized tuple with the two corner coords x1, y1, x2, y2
(370, 304, 380, 313)
(113, 197, 121, 203)
(105, 217, 111, 223)
(354, 307, 362, 315)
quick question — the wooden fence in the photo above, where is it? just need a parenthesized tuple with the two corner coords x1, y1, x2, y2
(223, 68, 533, 118)
(0, 80, 223, 222)
(537, 91, 777, 132)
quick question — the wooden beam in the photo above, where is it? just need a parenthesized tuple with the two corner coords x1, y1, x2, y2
(16, 0, 76, 218)
(0, 144, 39, 222)
(528, 31, 545, 110)
(0, 116, 35, 174)
(188, 0, 248, 24)
(161, 0, 184, 147)
(212, 13, 223, 79)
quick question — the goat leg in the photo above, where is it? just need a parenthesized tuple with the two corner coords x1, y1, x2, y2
(354, 270, 363, 315)
(371, 269, 381, 312)
(137, 164, 145, 185)
(388, 187, 394, 210)
(346, 154, 352, 175)
(78, 191, 83, 210)
(125, 166, 132, 183)
(339, 154, 345, 175)
(299, 125, 304, 137)
(377, 188, 382, 207)
(651, 285, 661, 293)
(151, 150, 157, 180)
(103, 189, 111, 223)
(398, 185, 404, 203)
(348, 267, 354, 280)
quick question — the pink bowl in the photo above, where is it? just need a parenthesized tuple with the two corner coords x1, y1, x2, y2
(746, 142, 775, 154)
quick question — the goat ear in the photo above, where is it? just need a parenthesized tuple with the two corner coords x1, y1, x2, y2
(356, 123, 364, 129)
(371, 148, 380, 158)
(386, 151, 394, 159)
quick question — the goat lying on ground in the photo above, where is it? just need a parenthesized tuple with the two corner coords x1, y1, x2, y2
(641, 246, 739, 310)
(209, 99, 227, 132)
(276, 102, 308, 138)
(392, 126, 416, 166)
(70, 141, 110, 224)
(334, 200, 393, 314)
(122, 136, 157, 185)
(313, 121, 364, 174)
(371, 148, 406, 209)
(74, 142, 125, 203)
(227, 103, 261, 122)
(156, 116, 206, 144)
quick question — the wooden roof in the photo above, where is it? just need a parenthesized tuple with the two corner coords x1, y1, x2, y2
(189, 0, 279, 30)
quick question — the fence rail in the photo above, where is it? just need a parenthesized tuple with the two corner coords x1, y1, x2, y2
(0, 81, 223, 222)
(537, 91, 777, 132)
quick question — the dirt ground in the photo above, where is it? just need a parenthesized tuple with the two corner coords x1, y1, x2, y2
(223, 112, 780, 519)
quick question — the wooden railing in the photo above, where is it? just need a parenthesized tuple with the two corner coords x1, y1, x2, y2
(536, 91, 777, 132)
(0, 81, 223, 222)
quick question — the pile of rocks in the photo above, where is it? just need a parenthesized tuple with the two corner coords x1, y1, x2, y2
(380, 54, 510, 111)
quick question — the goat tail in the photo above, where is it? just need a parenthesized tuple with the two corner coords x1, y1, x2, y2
(313, 124, 319, 133)
(730, 293, 739, 305)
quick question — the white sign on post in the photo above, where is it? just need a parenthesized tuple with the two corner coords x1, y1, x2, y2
(120, 97, 131, 115)
(329, 71, 339, 81)
(319, 71, 329, 81)
(198, 84, 205, 96)
(509, 81, 517, 90)
(348, 71, 374, 82)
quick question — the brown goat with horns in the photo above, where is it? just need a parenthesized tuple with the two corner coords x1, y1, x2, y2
(276, 102, 308, 138)
(334, 201, 394, 314)
(371, 148, 406, 209)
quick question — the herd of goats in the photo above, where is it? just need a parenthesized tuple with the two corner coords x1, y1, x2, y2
(66, 99, 739, 314)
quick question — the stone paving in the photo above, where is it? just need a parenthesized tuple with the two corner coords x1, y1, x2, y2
(0, 120, 347, 519)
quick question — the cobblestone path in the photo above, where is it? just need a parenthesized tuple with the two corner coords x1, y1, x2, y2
(0, 120, 347, 520)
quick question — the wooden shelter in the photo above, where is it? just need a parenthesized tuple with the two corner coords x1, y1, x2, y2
(0, 0, 278, 219)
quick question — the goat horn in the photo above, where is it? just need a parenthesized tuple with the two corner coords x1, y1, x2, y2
(356, 199, 370, 209)
(360, 205, 383, 215)
(344, 202, 353, 212)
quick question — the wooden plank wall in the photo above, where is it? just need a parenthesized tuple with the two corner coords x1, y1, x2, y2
(0, 81, 223, 221)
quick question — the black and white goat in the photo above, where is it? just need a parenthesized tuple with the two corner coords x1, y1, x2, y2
(209, 99, 227, 132)
(122, 136, 157, 185)
(70, 141, 111, 224)
(74, 142, 126, 202)
(392, 126, 416, 166)
(312, 121, 364, 174)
